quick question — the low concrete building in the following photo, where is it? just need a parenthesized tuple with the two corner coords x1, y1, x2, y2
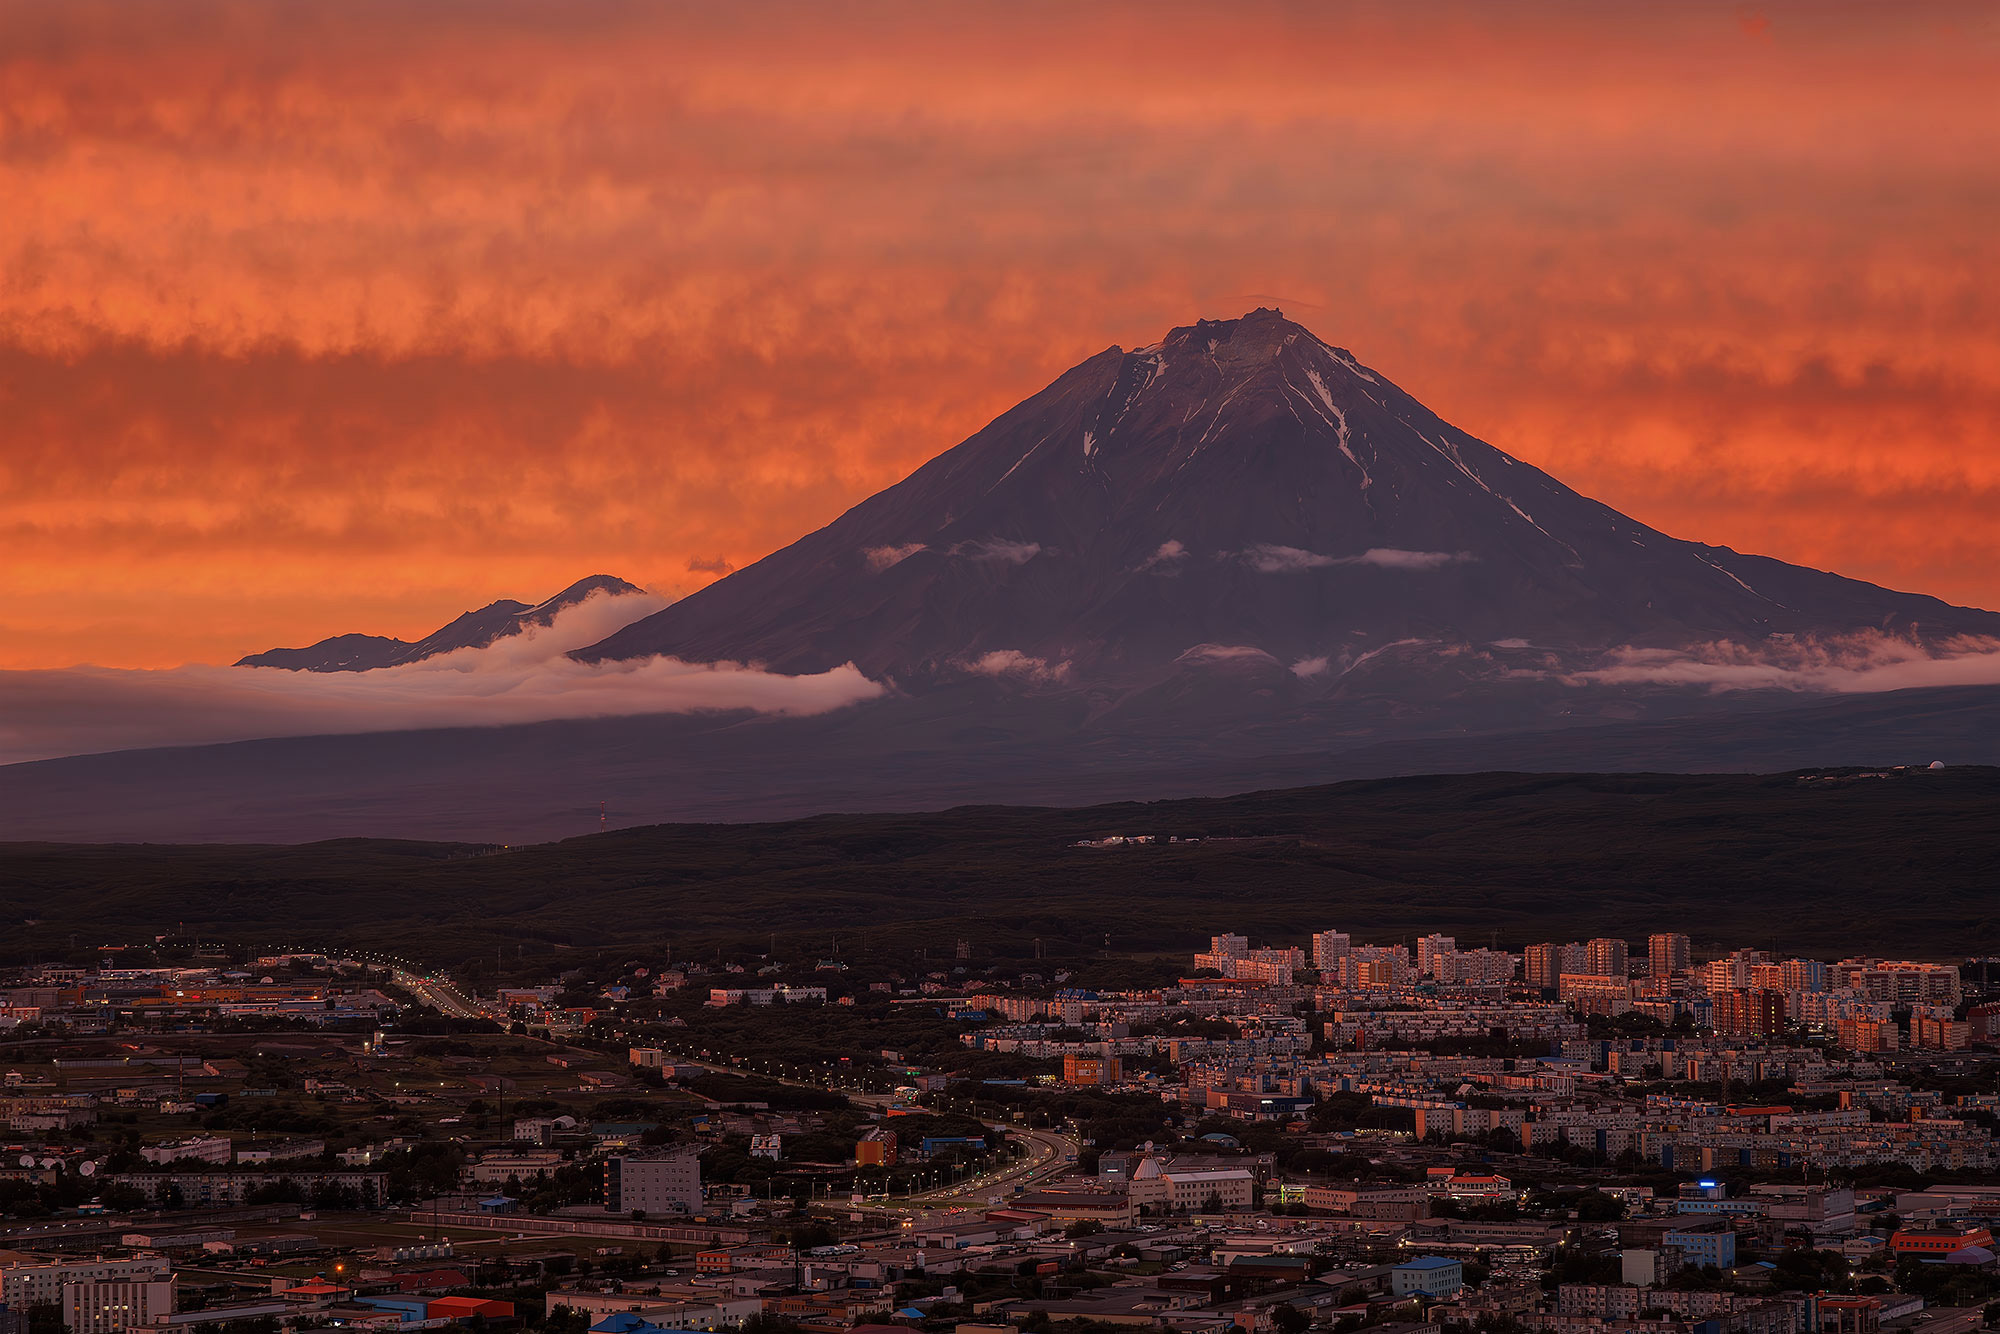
(1391, 1257, 1463, 1300)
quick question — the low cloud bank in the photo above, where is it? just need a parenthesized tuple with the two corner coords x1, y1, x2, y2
(1563, 632, 2000, 694)
(1242, 544, 1470, 573)
(0, 593, 884, 765)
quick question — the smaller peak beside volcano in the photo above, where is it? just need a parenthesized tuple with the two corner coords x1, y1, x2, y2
(237, 574, 651, 672)
(525, 574, 644, 618)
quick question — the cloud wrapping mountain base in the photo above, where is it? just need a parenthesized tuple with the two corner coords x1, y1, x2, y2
(1562, 632, 2000, 694)
(0, 594, 883, 765)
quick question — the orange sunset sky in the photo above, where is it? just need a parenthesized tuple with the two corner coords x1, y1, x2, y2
(4, 1, 1998, 670)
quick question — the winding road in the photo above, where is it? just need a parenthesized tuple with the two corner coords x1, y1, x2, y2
(656, 1051, 1082, 1214)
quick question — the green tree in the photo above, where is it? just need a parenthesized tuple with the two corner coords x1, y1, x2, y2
(1573, 1191, 1626, 1222)
(1271, 1305, 1311, 1334)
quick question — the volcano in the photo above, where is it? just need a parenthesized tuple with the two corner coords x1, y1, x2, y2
(5, 309, 1998, 844)
(577, 308, 1997, 698)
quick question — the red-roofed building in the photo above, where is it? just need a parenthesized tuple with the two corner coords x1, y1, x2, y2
(428, 1297, 515, 1321)
(1818, 1297, 1881, 1334)
(1890, 1226, 1994, 1258)
(1436, 1172, 1516, 1201)
(277, 1279, 350, 1310)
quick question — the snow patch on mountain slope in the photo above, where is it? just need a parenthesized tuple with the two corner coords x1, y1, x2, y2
(953, 538, 1042, 565)
(865, 543, 927, 571)
(959, 648, 1071, 684)
(1176, 643, 1281, 668)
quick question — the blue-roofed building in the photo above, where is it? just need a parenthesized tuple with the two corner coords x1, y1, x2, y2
(589, 1318, 655, 1334)
(921, 1136, 988, 1155)
(352, 1296, 430, 1324)
(587, 1316, 713, 1334)
(1392, 1256, 1464, 1299)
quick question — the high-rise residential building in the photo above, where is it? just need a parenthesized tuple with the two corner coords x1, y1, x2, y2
(1524, 943, 1561, 990)
(1333, 946, 1413, 989)
(1586, 938, 1630, 978)
(1780, 958, 1828, 993)
(1353, 956, 1408, 988)
(1559, 942, 1590, 975)
(1312, 930, 1352, 971)
(1912, 1009, 1972, 1051)
(1648, 933, 1691, 979)
(1208, 934, 1249, 959)
(1702, 949, 1761, 994)
(1435, 949, 1516, 986)
(1833, 959, 1962, 1006)
(1836, 1016, 1901, 1053)
(1231, 952, 1295, 986)
(1711, 988, 1786, 1037)
(1195, 942, 1301, 984)
(1417, 934, 1457, 977)
(1559, 973, 1635, 1016)
(1635, 970, 1688, 1000)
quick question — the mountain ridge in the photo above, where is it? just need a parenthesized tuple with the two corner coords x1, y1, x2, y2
(3, 765, 1997, 961)
(237, 574, 645, 672)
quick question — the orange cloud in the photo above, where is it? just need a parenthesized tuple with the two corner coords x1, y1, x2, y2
(1, 0, 1997, 667)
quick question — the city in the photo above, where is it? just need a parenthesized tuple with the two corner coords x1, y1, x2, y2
(5, 928, 2000, 1334)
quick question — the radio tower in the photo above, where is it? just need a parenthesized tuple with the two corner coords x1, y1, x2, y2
(599, 799, 607, 831)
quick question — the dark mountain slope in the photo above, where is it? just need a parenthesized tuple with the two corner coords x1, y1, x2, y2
(0, 682, 1996, 845)
(2, 766, 1996, 963)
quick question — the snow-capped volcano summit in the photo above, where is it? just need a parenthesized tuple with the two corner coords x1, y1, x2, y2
(576, 309, 1997, 691)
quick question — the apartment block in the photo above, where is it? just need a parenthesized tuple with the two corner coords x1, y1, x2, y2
(1585, 938, 1630, 978)
(602, 1146, 702, 1217)
(64, 1279, 173, 1334)
(1648, 934, 1692, 979)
